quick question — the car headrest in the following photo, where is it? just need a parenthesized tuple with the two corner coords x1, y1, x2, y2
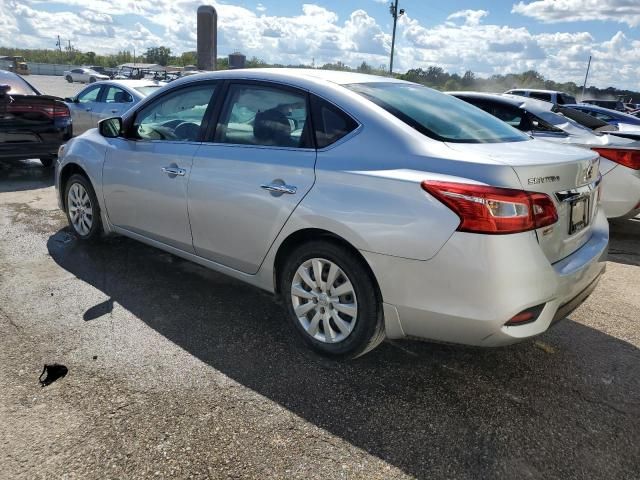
(253, 108, 292, 145)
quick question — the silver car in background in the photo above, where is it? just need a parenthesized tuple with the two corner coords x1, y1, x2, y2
(452, 92, 640, 219)
(63, 67, 110, 84)
(65, 80, 164, 135)
(55, 69, 608, 358)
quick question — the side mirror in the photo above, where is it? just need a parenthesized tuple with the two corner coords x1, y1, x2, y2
(0, 84, 11, 96)
(64, 97, 75, 103)
(98, 117, 123, 138)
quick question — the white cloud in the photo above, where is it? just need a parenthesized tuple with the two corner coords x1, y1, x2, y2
(447, 9, 489, 26)
(512, 0, 640, 27)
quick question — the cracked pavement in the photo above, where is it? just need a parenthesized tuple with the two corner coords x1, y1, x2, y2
(1, 151, 639, 478)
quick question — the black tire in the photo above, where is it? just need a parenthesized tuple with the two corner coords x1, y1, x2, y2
(64, 174, 102, 241)
(279, 240, 385, 359)
(89, 77, 96, 83)
(65, 75, 73, 83)
(39, 157, 54, 168)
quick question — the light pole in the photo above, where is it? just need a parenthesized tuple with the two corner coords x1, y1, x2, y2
(389, 0, 405, 74)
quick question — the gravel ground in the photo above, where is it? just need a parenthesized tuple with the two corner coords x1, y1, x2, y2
(28, 74, 86, 99)
(0, 77, 639, 479)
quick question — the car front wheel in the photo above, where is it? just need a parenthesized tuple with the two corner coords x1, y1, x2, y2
(280, 240, 385, 359)
(65, 75, 72, 83)
(89, 77, 96, 83)
(64, 174, 102, 241)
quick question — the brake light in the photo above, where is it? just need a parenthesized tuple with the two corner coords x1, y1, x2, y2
(592, 147, 640, 170)
(421, 181, 558, 234)
(7, 102, 70, 119)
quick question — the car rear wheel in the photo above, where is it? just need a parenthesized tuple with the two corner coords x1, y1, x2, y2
(280, 240, 385, 359)
(64, 174, 102, 241)
(65, 75, 72, 83)
(89, 77, 96, 83)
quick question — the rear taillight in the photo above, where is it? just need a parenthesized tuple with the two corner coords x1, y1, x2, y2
(7, 102, 70, 119)
(421, 181, 558, 234)
(592, 147, 640, 170)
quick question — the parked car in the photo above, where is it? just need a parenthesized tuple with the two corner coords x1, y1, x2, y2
(55, 69, 608, 358)
(581, 99, 625, 112)
(565, 103, 640, 131)
(0, 69, 72, 167)
(63, 68, 110, 84)
(64, 80, 164, 135)
(451, 92, 640, 220)
(505, 88, 577, 105)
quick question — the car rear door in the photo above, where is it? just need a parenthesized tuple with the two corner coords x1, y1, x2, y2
(102, 81, 218, 253)
(93, 85, 134, 121)
(188, 80, 316, 274)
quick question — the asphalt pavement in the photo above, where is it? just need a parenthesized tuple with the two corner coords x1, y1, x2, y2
(0, 77, 639, 479)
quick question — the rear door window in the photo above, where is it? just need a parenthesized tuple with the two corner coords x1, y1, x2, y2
(312, 96, 358, 148)
(104, 86, 133, 104)
(215, 83, 311, 148)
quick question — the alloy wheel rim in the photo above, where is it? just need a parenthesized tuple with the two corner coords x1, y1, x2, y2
(67, 183, 93, 236)
(291, 257, 358, 344)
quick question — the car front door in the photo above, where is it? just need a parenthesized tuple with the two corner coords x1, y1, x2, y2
(188, 81, 316, 274)
(102, 81, 218, 253)
(70, 84, 103, 134)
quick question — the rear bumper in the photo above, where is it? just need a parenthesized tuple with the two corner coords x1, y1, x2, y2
(0, 143, 59, 161)
(363, 208, 609, 347)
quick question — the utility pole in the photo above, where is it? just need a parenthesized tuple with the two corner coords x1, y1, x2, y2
(581, 55, 592, 101)
(55, 35, 62, 53)
(389, 0, 405, 74)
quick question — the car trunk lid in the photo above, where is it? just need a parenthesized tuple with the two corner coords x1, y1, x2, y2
(445, 139, 601, 264)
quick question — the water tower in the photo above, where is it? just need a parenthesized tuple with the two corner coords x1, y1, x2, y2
(197, 5, 217, 71)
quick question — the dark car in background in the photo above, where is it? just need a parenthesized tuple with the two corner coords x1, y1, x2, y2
(0, 69, 72, 167)
(582, 99, 625, 112)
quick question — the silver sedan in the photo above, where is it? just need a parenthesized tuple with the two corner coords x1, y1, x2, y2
(65, 80, 164, 135)
(55, 69, 608, 358)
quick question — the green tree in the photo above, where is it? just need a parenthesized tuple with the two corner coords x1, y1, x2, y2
(145, 46, 172, 66)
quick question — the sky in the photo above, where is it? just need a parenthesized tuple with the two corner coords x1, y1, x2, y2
(1, 0, 640, 90)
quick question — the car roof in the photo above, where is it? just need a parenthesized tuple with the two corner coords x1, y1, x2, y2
(448, 91, 554, 115)
(504, 88, 568, 94)
(168, 68, 407, 88)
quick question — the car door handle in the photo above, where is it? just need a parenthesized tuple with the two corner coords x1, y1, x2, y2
(261, 183, 297, 195)
(85, 108, 92, 111)
(162, 166, 186, 176)
(111, 109, 118, 113)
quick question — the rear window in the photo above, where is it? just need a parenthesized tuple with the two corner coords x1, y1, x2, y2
(347, 82, 529, 144)
(135, 85, 163, 96)
(0, 71, 38, 95)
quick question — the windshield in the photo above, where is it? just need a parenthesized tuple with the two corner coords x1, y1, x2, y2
(347, 82, 529, 143)
(536, 110, 593, 133)
(135, 85, 163, 96)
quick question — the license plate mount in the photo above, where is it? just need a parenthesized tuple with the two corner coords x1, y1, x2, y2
(569, 196, 590, 235)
